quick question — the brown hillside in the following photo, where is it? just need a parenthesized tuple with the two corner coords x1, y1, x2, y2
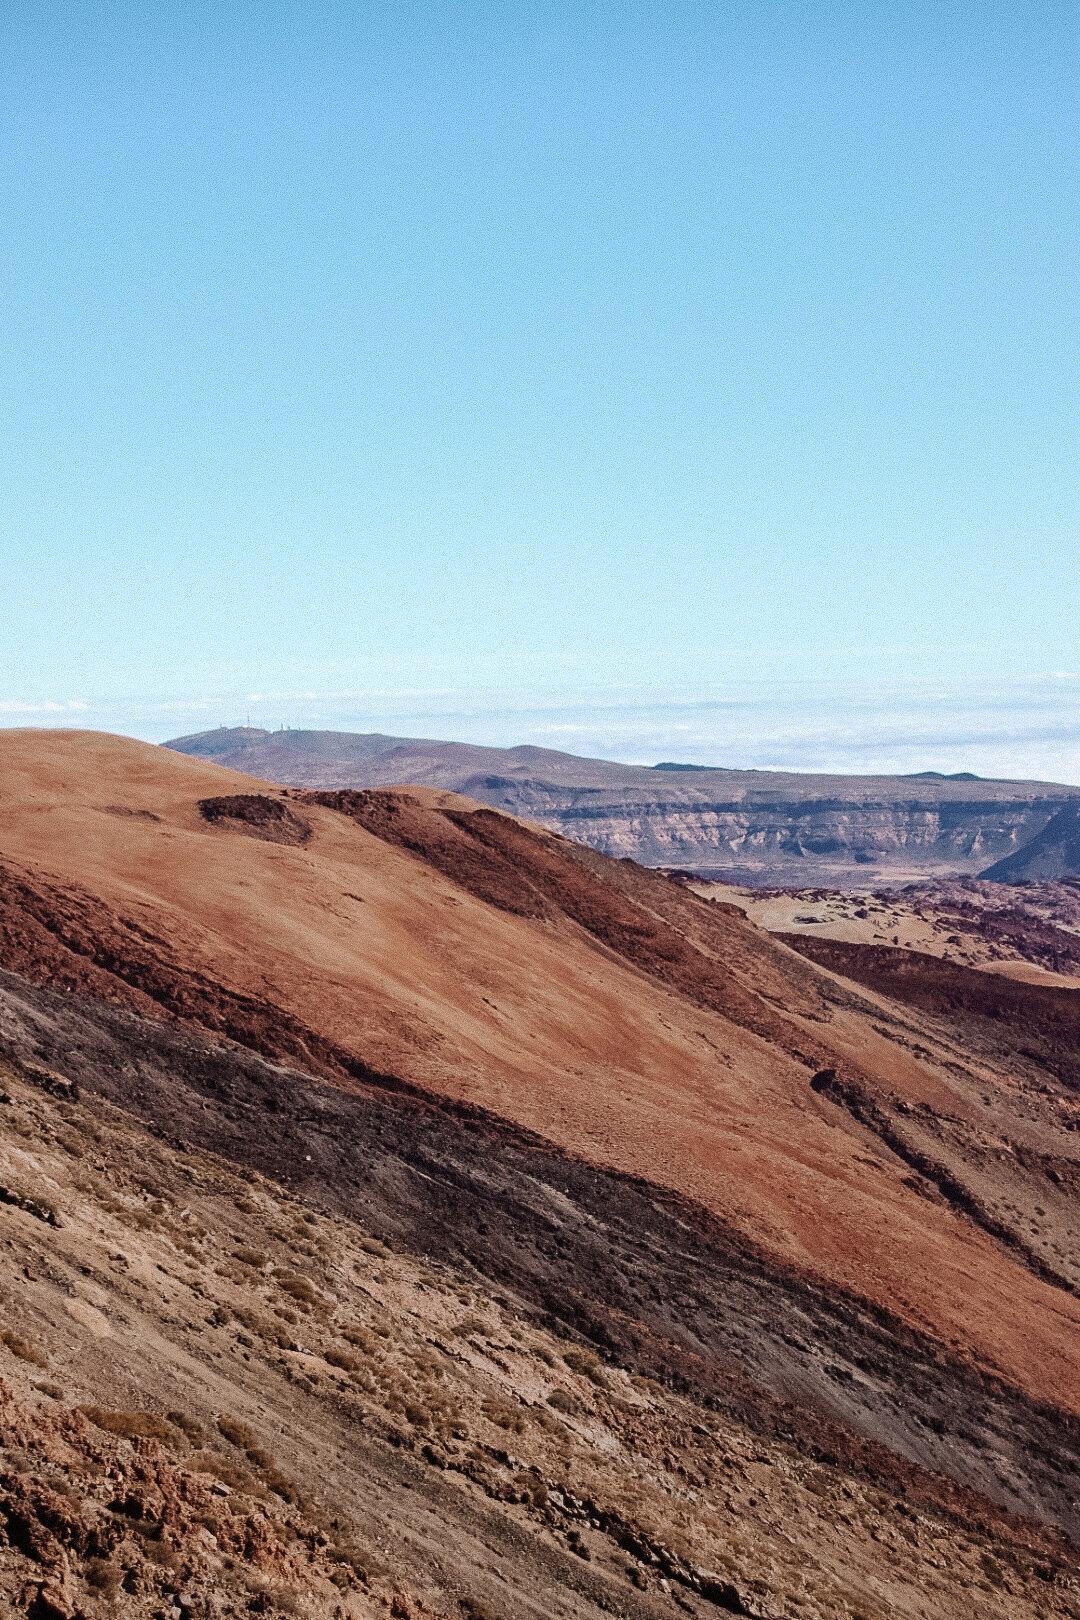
(1, 728, 1078, 1433)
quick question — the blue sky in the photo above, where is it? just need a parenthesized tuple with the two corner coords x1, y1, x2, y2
(1, 3, 1078, 776)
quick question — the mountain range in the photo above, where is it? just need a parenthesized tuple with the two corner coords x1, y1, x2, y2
(165, 725, 1080, 884)
(1, 728, 1079, 1618)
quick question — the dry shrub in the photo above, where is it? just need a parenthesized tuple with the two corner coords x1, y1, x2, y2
(630, 1373, 664, 1398)
(545, 1388, 578, 1415)
(410, 1350, 445, 1378)
(218, 1414, 260, 1451)
(263, 1466, 301, 1504)
(276, 1274, 319, 1308)
(79, 1407, 175, 1444)
(84, 1559, 121, 1598)
(531, 1407, 568, 1437)
(188, 1452, 258, 1492)
(215, 1260, 248, 1283)
(167, 1410, 205, 1444)
(342, 1325, 376, 1352)
(460, 1599, 497, 1620)
(216, 1416, 298, 1500)
(481, 1397, 526, 1435)
(143, 1540, 182, 1571)
(563, 1348, 608, 1387)
(233, 1303, 289, 1349)
(980, 1554, 1004, 1588)
(328, 1542, 374, 1580)
(1, 1328, 48, 1368)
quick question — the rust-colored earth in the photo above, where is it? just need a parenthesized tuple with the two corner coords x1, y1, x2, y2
(0, 730, 1077, 1421)
(3, 729, 1080, 1616)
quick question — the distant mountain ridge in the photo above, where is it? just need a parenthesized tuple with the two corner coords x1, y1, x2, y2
(165, 724, 1080, 884)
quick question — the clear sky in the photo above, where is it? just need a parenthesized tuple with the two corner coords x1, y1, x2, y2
(2, 3, 1078, 775)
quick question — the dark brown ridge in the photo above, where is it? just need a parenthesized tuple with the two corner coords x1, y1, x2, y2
(197, 793, 312, 846)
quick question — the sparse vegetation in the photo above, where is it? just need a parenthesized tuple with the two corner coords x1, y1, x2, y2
(78, 1407, 176, 1443)
(167, 1409, 205, 1444)
(0, 784, 1075, 1620)
(325, 1348, 359, 1370)
(545, 1388, 578, 1415)
(276, 1273, 319, 1308)
(563, 1347, 609, 1387)
(0, 1328, 48, 1368)
(482, 1397, 527, 1434)
(84, 1558, 122, 1598)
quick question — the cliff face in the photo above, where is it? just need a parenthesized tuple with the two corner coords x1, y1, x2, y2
(460, 776, 1073, 881)
(166, 727, 1080, 884)
(981, 802, 1080, 881)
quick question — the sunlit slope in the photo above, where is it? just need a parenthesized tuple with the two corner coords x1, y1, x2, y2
(1, 728, 1078, 1415)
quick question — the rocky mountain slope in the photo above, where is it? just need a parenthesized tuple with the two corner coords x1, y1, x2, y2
(1, 729, 1079, 1617)
(981, 803, 1080, 882)
(4, 1048, 1076, 1620)
(165, 727, 1080, 885)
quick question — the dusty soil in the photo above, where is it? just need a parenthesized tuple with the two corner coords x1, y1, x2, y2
(1, 1054, 1077, 1620)
(775, 936, 1080, 1094)
(2, 966, 1077, 1544)
(1, 731, 1080, 1618)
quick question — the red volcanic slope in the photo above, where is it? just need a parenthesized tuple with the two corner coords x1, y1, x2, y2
(0, 729, 1078, 1417)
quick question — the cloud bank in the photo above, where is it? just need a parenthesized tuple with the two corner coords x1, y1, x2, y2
(3, 674, 1078, 785)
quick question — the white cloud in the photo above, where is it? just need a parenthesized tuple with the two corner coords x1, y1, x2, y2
(0, 698, 88, 714)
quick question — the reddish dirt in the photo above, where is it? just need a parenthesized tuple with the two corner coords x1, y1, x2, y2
(0, 730, 1078, 1429)
(303, 791, 827, 1058)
